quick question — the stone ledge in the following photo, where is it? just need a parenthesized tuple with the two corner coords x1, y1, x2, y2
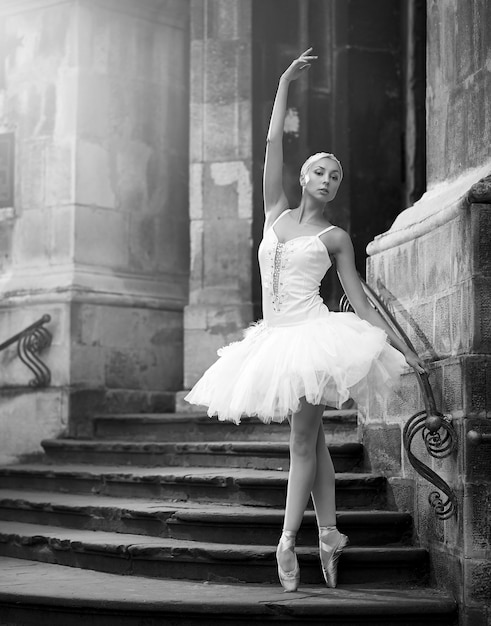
(367, 161, 491, 255)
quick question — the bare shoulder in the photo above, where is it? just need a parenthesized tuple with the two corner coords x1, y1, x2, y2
(319, 226, 353, 255)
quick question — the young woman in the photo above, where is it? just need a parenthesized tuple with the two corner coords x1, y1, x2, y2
(185, 48, 425, 592)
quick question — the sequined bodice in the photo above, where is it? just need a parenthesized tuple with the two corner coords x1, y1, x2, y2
(258, 211, 334, 326)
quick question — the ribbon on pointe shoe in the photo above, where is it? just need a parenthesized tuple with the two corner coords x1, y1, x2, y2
(276, 530, 300, 592)
(319, 526, 349, 588)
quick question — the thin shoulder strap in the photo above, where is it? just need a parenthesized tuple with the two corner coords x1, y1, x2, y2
(270, 209, 292, 229)
(316, 225, 336, 238)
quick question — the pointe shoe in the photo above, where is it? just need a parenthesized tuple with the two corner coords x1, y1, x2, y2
(319, 527, 349, 588)
(276, 533, 300, 592)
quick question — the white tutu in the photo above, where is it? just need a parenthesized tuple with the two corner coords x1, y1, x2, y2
(185, 311, 407, 424)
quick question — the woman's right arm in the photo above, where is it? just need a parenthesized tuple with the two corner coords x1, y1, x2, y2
(263, 48, 317, 225)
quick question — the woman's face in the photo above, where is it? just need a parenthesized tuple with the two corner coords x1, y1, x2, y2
(303, 157, 342, 201)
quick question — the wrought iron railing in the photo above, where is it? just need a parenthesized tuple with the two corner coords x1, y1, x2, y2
(340, 279, 458, 520)
(0, 315, 52, 388)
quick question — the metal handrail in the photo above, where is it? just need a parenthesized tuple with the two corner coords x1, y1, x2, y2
(0, 315, 52, 387)
(340, 279, 458, 520)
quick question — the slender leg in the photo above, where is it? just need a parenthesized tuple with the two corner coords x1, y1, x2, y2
(311, 420, 337, 527)
(278, 399, 324, 572)
(309, 416, 349, 588)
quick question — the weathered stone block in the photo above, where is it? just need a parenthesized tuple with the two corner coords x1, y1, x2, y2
(464, 356, 491, 416)
(206, 304, 252, 337)
(71, 303, 101, 347)
(75, 141, 116, 208)
(385, 477, 415, 514)
(70, 345, 105, 386)
(434, 293, 452, 357)
(405, 299, 435, 360)
(12, 205, 48, 266)
(45, 142, 74, 207)
(447, 282, 473, 355)
(382, 238, 421, 301)
(237, 101, 254, 161)
(421, 222, 454, 296)
(50, 205, 75, 262)
(429, 546, 463, 602)
(466, 417, 491, 483)
(452, 213, 473, 283)
(460, 605, 490, 626)
(105, 346, 178, 391)
(203, 218, 251, 294)
(74, 205, 128, 268)
(466, 558, 491, 600)
(441, 358, 464, 414)
(204, 161, 253, 220)
(189, 219, 204, 298)
(415, 480, 445, 544)
(189, 163, 204, 220)
(385, 368, 421, 422)
(0, 389, 68, 465)
(202, 102, 245, 162)
(55, 69, 78, 136)
(203, 163, 241, 220)
(473, 205, 491, 277)
(361, 423, 402, 474)
(77, 74, 110, 140)
(68, 388, 106, 437)
(184, 305, 207, 331)
(200, 40, 244, 106)
(427, 1, 491, 183)
(184, 328, 225, 389)
(154, 214, 190, 276)
(464, 483, 491, 556)
(128, 214, 157, 272)
(103, 389, 176, 416)
(0, 218, 14, 272)
(475, 276, 491, 353)
(190, 103, 205, 162)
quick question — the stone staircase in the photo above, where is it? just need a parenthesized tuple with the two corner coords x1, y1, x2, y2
(0, 409, 457, 625)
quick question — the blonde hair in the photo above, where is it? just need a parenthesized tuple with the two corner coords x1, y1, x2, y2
(300, 152, 343, 186)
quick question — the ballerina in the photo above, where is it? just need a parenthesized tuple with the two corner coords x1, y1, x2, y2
(185, 48, 425, 592)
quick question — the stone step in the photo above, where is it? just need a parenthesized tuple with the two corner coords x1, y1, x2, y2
(41, 439, 364, 472)
(92, 410, 359, 443)
(0, 522, 429, 586)
(0, 490, 412, 545)
(0, 464, 387, 509)
(0, 557, 458, 626)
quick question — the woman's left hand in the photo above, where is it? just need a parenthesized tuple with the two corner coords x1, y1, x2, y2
(404, 350, 427, 375)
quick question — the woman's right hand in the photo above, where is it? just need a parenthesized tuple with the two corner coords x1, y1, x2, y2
(281, 47, 318, 82)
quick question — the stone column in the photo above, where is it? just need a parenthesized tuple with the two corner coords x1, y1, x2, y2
(365, 1, 491, 623)
(0, 0, 190, 460)
(182, 0, 253, 392)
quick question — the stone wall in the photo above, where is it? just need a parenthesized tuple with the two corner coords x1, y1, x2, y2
(365, 1, 491, 623)
(426, 0, 491, 185)
(0, 0, 190, 459)
(182, 0, 253, 393)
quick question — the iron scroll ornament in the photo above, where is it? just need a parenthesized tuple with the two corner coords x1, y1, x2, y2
(0, 315, 52, 388)
(340, 280, 458, 520)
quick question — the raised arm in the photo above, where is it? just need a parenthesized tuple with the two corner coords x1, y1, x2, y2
(329, 229, 427, 374)
(263, 48, 317, 225)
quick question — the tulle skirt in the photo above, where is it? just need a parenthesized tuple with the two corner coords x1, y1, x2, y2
(184, 311, 407, 424)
